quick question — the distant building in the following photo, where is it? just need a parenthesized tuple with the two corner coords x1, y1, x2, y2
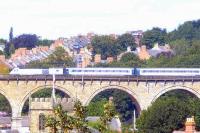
(127, 30, 143, 46)
(117, 43, 174, 61)
(94, 54, 101, 64)
(137, 45, 151, 60)
(107, 57, 114, 63)
(7, 46, 53, 68)
(148, 43, 174, 58)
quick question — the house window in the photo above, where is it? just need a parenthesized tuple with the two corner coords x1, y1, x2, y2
(39, 113, 45, 130)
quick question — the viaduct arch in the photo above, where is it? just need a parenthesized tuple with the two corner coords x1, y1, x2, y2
(85, 85, 142, 113)
(151, 85, 200, 103)
(19, 84, 75, 116)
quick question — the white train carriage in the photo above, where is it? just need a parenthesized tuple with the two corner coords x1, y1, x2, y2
(66, 68, 133, 76)
(49, 68, 63, 75)
(10, 68, 64, 75)
(138, 68, 200, 76)
(10, 68, 46, 75)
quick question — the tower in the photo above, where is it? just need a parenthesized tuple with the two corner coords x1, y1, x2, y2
(29, 97, 74, 133)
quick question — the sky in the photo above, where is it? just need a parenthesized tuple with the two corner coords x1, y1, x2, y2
(0, 0, 200, 40)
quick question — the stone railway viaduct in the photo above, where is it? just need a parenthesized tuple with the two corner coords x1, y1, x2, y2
(1, 75, 200, 129)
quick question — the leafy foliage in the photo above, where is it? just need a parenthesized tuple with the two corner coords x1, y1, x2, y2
(98, 99, 117, 132)
(0, 94, 11, 116)
(73, 100, 90, 133)
(13, 34, 38, 49)
(37, 39, 54, 46)
(136, 90, 200, 133)
(46, 100, 91, 133)
(90, 89, 137, 124)
(141, 27, 168, 48)
(169, 19, 200, 41)
(0, 50, 3, 55)
(87, 99, 107, 116)
(0, 62, 9, 74)
(116, 33, 136, 51)
(91, 35, 118, 59)
(91, 33, 136, 60)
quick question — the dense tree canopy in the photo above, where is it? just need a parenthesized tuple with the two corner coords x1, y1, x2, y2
(169, 19, 200, 41)
(136, 90, 200, 133)
(13, 34, 38, 49)
(91, 34, 136, 60)
(116, 33, 136, 51)
(141, 27, 168, 48)
(0, 62, 9, 74)
(37, 39, 54, 46)
(0, 50, 3, 55)
(0, 94, 11, 116)
(91, 35, 119, 59)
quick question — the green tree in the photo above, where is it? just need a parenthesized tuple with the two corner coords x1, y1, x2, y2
(141, 27, 168, 48)
(119, 53, 144, 67)
(117, 33, 136, 51)
(98, 98, 117, 132)
(45, 116, 58, 133)
(0, 94, 12, 115)
(87, 99, 107, 116)
(9, 27, 13, 43)
(0, 50, 3, 55)
(91, 89, 137, 123)
(46, 104, 74, 133)
(169, 19, 200, 41)
(136, 90, 200, 133)
(136, 98, 189, 133)
(91, 35, 118, 59)
(73, 100, 91, 133)
(37, 39, 54, 46)
(9, 43, 15, 54)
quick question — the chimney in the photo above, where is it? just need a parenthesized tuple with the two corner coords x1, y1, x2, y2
(185, 116, 196, 133)
(94, 54, 101, 64)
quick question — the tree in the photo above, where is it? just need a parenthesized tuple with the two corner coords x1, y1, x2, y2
(119, 53, 144, 67)
(37, 39, 54, 46)
(9, 43, 15, 55)
(87, 99, 107, 116)
(13, 34, 38, 49)
(136, 98, 190, 133)
(91, 89, 137, 124)
(98, 98, 117, 132)
(141, 27, 168, 48)
(169, 19, 200, 41)
(73, 100, 90, 133)
(46, 104, 74, 133)
(45, 116, 58, 133)
(0, 62, 9, 74)
(9, 27, 13, 43)
(91, 35, 119, 59)
(0, 50, 3, 55)
(136, 90, 200, 133)
(0, 94, 12, 115)
(117, 33, 136, 51)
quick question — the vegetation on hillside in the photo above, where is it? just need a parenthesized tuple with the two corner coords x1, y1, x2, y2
(136, 90, 200, 133)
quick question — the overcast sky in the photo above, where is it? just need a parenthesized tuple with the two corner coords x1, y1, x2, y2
(0, 0, 200, 39)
